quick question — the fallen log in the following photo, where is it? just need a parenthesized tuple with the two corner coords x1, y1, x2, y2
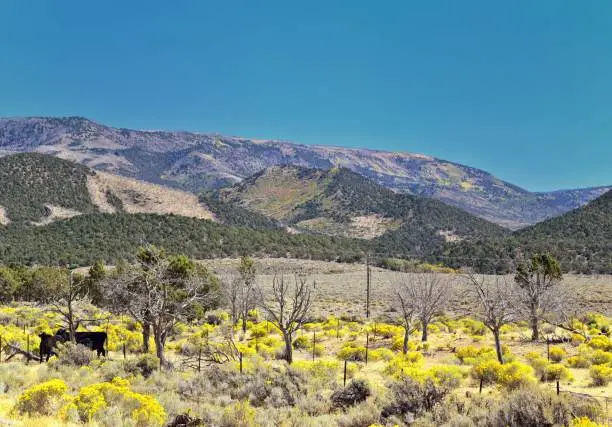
(3, 343, 41, 362)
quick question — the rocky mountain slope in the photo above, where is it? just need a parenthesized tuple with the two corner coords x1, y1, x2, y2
(0, 153, 213, 225)
(0, 116, 609, 229)
(210, 165, 507, 247)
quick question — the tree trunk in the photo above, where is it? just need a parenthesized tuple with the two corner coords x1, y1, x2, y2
(283, 332, 293, 364)
(529, 304, 540, 341)
(402, 326, 410, 354)
(493, 329, 504, 364)
(153, 326, 166, 369)
(67, 299, 76, 343)
(421, 322, 428, 342)
(530, 312, 539, 342)
(242, 315, 247, 334)
(142, 322, 151, 353)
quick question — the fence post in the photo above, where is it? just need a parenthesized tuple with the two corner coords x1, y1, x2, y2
(239, 351, 243, 374)
(105, 321, 110, 359)
(365, 331, 369, 365)
(556, 380, 560, 396)
(336, 318, 340, 339)
(26, 335, 30, 364)
(343, 360, 347, 387)
(123, 343, 126, 360)
(479, 378, 483, 394)
(312, 331, 316, 362)
(546, 339, 550, 361)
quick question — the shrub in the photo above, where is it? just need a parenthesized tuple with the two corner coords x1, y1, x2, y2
(428, 365, 464, 389)
(589, 365, 612, 386)
(123, 354, 159, 378)
(455, 345, 494, 364)
(542, 364, 573, 382)
(337, 343, 367, 361)
(590, 350, 612, 365)
(66, 377, 166, 426)
(13, 379, 69, 416)
(369, 348, 395, 362)
(588, 336, 611, 351)
(471, 359, 503, 386)
(567, 355, 591, 368)
(571, 334, 587, 346)
(549, 346, 566, 362)
(525, 352, 549, 379)
(498, 361, 535, 390)
(291, 360, 339, 385)
(56, 342, 94, 366)
(331, 379, 371, 409)
(490, 386, 584, 427)
(221, 400, 257, 427)
(384, 352, 424, 377)
(382, 377, 448, 419)
(571, 417, 606, 427)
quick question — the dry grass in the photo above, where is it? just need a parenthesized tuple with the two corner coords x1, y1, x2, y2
(201, 258, 612, 319)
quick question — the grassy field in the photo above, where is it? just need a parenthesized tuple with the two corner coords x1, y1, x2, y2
(201, 258, 612, 318)
(0, 258, 609, 426)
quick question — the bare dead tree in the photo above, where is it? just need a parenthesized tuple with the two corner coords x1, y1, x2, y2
(396, 273, 450, 342)
(464, 274, 518, 363)
(237, 256, 257, 334)
(392, 275, 419, 354)
(102, 247, 218, 368)
(514, 254, 563, 341)
(47, 267, 89, 343)
(221, 273, 240, 327)
(257, 273, 313, 364)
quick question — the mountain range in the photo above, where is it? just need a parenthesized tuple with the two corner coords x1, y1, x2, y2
(0, 152, 609, 273)
(1, 116, 609, 229)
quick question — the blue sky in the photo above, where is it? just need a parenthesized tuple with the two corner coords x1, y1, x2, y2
(1, 1, 610, 191)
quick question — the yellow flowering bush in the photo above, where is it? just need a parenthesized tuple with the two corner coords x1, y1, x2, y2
(497, 361, 535, 389)
(14, 379, 70, 416)
(384, 352, 425, 377)
(571, 417, 606, 427)
(455, 345, 495, 364)
(65, 377, 166, 426)
(542, 364, 573, 382)
(590, 350, 612, 365)
(337, 343, 367, 361)
(588, 336, 611, 351)
(567, 355, 591, 368)
(549, 346, 566, 362)
(589, 365, 612, 386)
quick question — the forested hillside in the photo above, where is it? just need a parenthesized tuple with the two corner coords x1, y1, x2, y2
(212, 165, 508, 258)
(0, 213, 365, 265)
(444, 190, 612, 273)
(0, 153, 97, 223)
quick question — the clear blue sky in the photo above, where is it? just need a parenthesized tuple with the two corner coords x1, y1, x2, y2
(1, 1, 610, 191)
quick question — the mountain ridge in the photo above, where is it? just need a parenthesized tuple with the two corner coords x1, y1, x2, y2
(0, 116, 609, 229)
